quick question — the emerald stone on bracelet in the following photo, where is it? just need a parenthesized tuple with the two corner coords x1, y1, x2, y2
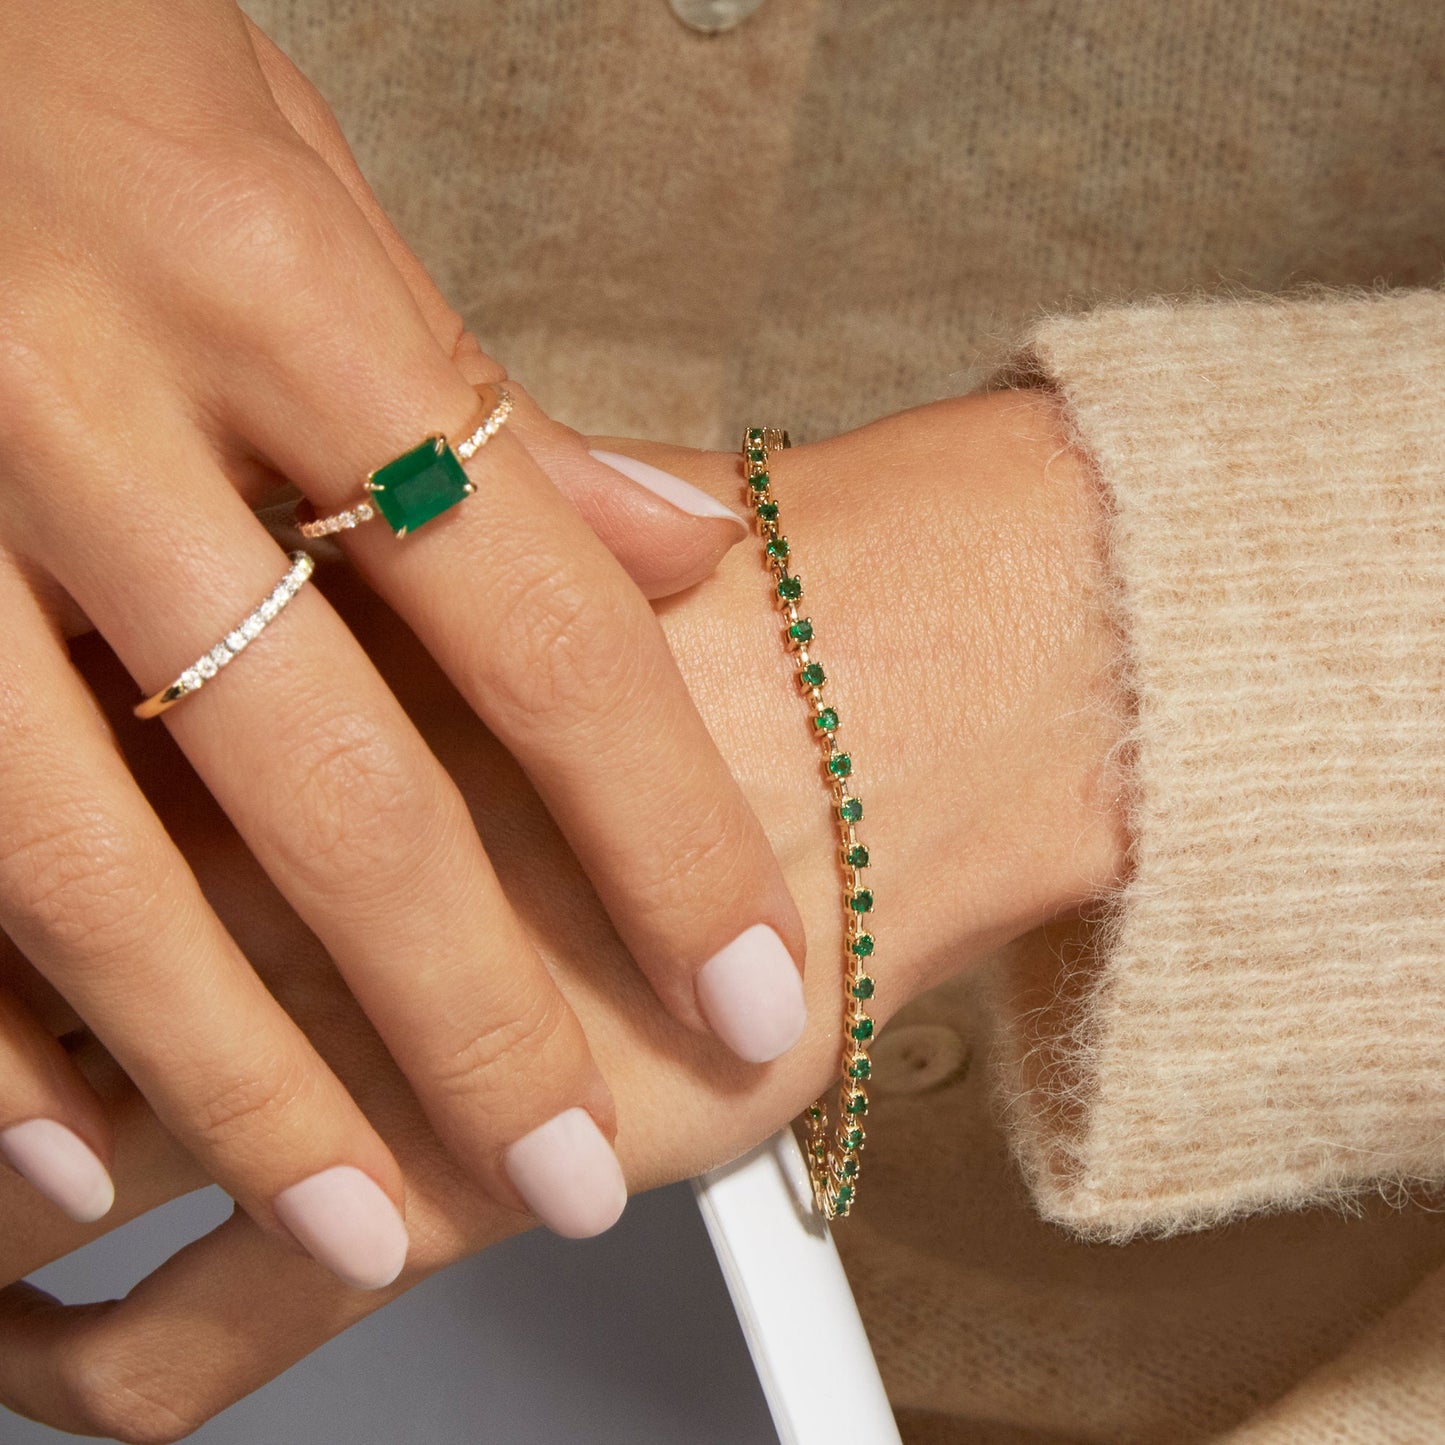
(742, 424, 876, 1220)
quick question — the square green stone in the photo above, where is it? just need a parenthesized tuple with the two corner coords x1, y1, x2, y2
(368, 436, 472, 536)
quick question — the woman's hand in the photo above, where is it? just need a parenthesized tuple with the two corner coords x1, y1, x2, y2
(0, 0, 816, 1289)
(0, 388, 1129, 1440)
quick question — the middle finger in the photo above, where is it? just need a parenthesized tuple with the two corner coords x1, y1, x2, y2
(240, 353, 810, 1066)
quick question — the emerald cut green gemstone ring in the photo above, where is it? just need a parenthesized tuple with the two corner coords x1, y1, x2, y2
(300, 383, 513, 540)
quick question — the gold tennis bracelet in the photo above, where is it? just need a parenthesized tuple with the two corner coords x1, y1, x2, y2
(742, 426, 875, 1219)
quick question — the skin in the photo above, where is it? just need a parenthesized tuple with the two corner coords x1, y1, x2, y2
(0, 387, 1130, 1439)
(0, 0, 804, 1278)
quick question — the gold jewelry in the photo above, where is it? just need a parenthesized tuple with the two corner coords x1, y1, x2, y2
(743, 426, 875, 1219)
(300, 383, 514, 539)
(134, 551, 314, 719)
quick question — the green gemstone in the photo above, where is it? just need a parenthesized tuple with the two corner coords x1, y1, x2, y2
(841, 1158, 859, 1176)
(747, 448, 766, 464)
(839, 797, 863, 822)
(850, 888, 874, 913)
(368, 436, 472, 535)
(756, 500, 779, 521)
(851, 1016, 874, 1042)
(835, 1184, 854, 1206)
(848, 1057, 871, 1080)
(814, 707, 839, 731)
(777, 575, 802, 601)
(749, 469, 770, 491)
(766, 536, 790, 560)
(851, 972, 875, 996)
(800, 662, 826, 687)
(845, 1095, 868, 1116)
(828, 752, 853, 778)
(788, 617, 813, 643)
(746, 428, 763, 445)
(846, 1128, 865, 1148)
(851, 935, 875, 959)
(808, 1106, 822, 1121)
(848, 844, 870, 867)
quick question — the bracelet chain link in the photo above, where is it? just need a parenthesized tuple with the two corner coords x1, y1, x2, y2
(743, 425, 875, 1219)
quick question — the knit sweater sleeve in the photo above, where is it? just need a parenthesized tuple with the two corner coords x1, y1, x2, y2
(988, 288, 1445, 1242)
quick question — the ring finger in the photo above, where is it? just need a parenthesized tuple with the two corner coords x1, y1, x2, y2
(239, 337, 810, 1067)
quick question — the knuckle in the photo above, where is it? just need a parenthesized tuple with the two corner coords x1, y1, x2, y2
(635, 797, 747, 911)
(273, 710, 437, 897)
(0, 804, 166, 966)
(158, 138, 344, 315)
(56, 1336, 200, 1444)
(483, 556, 650, 725)
(427, 989, 571, 1107)
(0, 310, 85, 463)
(0, 317, 54, 418)
(188, 1050, 314, 1154)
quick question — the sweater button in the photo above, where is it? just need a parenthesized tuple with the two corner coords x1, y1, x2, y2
(668, 0, 766, 33)
(870, 1025, 971, 1098)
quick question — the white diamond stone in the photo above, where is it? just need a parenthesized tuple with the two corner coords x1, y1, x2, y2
(259, 599, 279, 621)
(226, 630, 247, 653)
(196, 656, 218, 679)
(242, 615, 265, 640)
(179, 669, 201, 692)
(209, 644, 231, 668)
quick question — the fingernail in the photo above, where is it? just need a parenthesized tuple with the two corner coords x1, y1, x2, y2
(589, 448, 748, 531)
(504, 1107, 628, 1239)
(273, 1166, 409, 1291)
(0, 1119, 115, 1224)
(696, 923, 807, 1064)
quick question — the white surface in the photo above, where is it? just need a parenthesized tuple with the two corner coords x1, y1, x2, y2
(14, 1182, 777, 1444)
(693, 1129, 902, 1445)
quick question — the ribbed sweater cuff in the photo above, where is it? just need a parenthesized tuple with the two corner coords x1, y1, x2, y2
(992, 289, 1445, 1241)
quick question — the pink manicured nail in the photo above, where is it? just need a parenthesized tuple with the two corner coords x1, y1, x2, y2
(504, 1107, 627, 1239)
(696, 923, 807, 1064)
(589, 449, 748, 532)
(0, 1119, 115, 1223)
(273, 1166, 409, 1291)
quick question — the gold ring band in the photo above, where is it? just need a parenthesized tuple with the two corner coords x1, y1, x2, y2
(299, 383, 514, 540)
(134, 551, 315, 719)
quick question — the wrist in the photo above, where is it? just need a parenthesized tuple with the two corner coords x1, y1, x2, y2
(632, 388, 1129, 1021)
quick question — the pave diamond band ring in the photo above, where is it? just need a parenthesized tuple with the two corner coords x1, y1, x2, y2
(134, 551, 315, 719)
(299, 383, 514, 540)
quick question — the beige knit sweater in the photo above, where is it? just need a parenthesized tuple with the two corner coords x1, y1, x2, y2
(246, 2, 1445, 1439)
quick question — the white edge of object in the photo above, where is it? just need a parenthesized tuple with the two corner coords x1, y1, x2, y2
(691, 1128, 902, 1445)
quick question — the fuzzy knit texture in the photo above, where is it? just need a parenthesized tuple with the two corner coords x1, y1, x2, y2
(995, 289, 1445, 1240)
(244, 1, 1445, 1439)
